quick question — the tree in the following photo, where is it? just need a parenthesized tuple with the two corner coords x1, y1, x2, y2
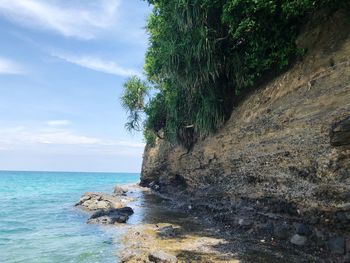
(121, 76, 149, 132)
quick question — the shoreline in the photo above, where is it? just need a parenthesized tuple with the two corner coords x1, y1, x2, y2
(76, 183, 321, 263)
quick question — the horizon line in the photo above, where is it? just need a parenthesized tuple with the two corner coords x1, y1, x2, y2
(0, 169, 141, 174)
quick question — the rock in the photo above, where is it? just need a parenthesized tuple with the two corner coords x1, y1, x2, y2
(327, 236, 345, 255)
(78, 195, 91, 203)
(259, 221, 274, 235)
(149, 181, 160, 191)
(96, 200, 109, 210)
(157, 225, 178, 238)
(330, 117, 350, 146)
(274, 223, 290, 240)
(87, 207, 134, 225)
(148, 250, 177, 263)
(336, 211, 350, 224)
(113, 186, 127, 196)
(290, 234, 307, 246)
(120, 249, 145, 262)
(76, 192, 125, 211)
(238, 218, 253, 228)
(296, 223, 312, 236)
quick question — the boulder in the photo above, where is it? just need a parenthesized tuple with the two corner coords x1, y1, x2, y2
(75, 192, 125, 211)
(87, 207, 134, 225)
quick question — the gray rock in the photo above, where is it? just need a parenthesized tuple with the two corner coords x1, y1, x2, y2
(148, 250, 177, 263)
(290, 234, 307, 246)
(87, 207, 134, 225)
(96, 200, 109, 210)
(327, 236, 345, 255)
(274, 223, 290, 240)
(76, 192, 125, 211)
(113, 186, 127, 196)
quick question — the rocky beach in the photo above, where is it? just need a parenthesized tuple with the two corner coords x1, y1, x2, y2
(76, 184, 339, 262)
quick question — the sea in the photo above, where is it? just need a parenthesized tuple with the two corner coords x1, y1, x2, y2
(0, 171, 140, 263)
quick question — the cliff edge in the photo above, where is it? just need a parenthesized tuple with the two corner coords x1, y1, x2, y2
(141, 8, 350, 260)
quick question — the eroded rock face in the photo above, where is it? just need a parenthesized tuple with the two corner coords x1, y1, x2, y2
(140, 8, 350, 261)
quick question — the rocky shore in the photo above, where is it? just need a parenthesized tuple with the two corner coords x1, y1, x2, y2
(76, 184, 334, 263)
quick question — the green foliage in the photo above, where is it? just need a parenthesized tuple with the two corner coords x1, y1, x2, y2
(121, 76, 149, 132)
(143, 129, 156, 147)
(122, 0, 341, 148)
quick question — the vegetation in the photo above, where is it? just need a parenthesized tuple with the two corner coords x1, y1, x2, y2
(122, 0, 342, 149)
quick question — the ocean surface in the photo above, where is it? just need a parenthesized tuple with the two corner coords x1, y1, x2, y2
(0, 171, 140, 263)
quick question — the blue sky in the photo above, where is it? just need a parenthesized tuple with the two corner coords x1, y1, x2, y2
(0, 0, 151, 172)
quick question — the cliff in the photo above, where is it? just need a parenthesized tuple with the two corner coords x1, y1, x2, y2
(141, 8, 350, 260)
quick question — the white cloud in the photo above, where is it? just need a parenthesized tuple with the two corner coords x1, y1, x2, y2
(0, 0, 120, 39)
(53, 53, 140, 77)
(46, 120, 71, 127)
(0, 125, 145, 149)
(0, 57, 24, 75)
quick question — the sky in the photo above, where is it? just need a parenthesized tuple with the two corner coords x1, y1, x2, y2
(0, 0, 151, 172)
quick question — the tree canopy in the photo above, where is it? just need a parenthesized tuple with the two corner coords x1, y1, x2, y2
(121, 0, 342, 149)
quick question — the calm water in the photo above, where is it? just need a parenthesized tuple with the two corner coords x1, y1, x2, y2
(0, 171, 139, 263)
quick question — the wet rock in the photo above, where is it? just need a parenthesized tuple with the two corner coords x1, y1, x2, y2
(290, 234, 307, 246)
(113, 186, 127, 196)
(327, 236, 345, 255)
(87, 207, 134, 225)
(148, 250, 177, 263)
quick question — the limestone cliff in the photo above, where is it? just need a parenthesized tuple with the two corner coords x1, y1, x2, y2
(141, 8, 350, 259)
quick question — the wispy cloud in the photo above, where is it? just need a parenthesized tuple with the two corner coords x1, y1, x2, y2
(53, 52, 140, 77)
(0, 125, 145, 149)
(46, 120, 71, 127)
(0, 0, 120, 39)
(0, 57, 24, 75)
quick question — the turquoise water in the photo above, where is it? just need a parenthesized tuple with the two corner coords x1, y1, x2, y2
(0, 171, 140, 263)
